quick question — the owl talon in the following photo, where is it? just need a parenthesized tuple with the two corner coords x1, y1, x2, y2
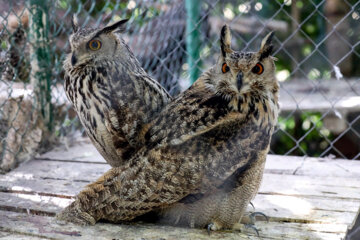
(206, 222, 222, 235)
(245, 223, 260, 237)
(207, 223, 214, 235)
(249, 201, 255, 210)
(249, 211, 269, 224)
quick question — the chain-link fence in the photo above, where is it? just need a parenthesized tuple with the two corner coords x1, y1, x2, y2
(0, 0, 359, 171)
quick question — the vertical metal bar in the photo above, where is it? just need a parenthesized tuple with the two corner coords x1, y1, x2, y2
(29, 0, 53, 131)
(185, 0, 201, 83)
(315, 0, 327, 70)
(291, 0, 300, 79)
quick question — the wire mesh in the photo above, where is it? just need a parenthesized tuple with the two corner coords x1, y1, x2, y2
(0, 0, 359, 172)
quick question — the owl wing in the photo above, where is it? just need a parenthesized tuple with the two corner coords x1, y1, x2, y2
(141, 82, 272, 195)
(102, 71, 171, 156)
(143, 85, 255, 185)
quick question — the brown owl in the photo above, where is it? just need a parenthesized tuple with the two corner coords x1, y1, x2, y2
(64, 17, 171, 167)
(57, 25, 280, 232)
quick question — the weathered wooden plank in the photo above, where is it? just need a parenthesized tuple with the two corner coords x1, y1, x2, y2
(37, 142, 360, 179)
(0, 187, 358, 226)
(0, 177, 86, 197)
(0, 231, 50, 240)
(8, 160, 111, 183)
(2, 162, 360, 206)
(253, 194, 359, 225)
(259, 222, 347, 240)
(0, 210, 348, 240)
(0, 210, 258, 240)
(291, 157, 360, 178)
(266, 155, 360, 178)
(264, 155, 304, 174)
(23, 155, 360, 188)
(37, 141, 105, 164)
(3, 159, 360, 200)
(255, 194, 360, 215)
(2, 181, 358, 215)
(260, 174, 360, 200)
(0, 178, 86, 197)
(0, 192, 72, 215)
(1, 144, 359, 239)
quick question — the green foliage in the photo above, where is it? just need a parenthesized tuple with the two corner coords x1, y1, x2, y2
(56, 0, 162, 27)
(1, 41, 7, 50)
(272, 112, 334, 156)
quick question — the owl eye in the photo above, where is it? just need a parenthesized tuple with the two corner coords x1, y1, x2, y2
(88, 39, 102, 51)
(252, 63, 264, 75)
(222, 63, 230, 73)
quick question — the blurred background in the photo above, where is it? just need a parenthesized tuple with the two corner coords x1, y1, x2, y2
(0, 0, 359, 173)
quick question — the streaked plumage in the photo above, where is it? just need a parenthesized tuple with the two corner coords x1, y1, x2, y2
(64, 18, 171, 167)
(58, 25, 279, 231)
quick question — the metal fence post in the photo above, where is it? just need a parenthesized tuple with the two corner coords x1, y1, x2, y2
(185, 0, 201, 83)
(29, 0, 53, 131)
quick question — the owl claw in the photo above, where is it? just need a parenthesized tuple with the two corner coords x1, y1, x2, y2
(249, 201, 255, 210)
(249, 211, 269, 224)
(206, 222, 222, 235)
(207, 223, 214, 235)
(245, 223, 260, 237)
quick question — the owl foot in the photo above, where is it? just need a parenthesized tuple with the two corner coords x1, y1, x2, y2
(56, 203, 96, 226)
(249, 211, 269, 224)
(249, 201, 255, 210)
(245, 223, 260, 237)
(206, 222, 222, 235)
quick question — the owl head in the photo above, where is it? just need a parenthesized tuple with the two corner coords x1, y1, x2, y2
(66, 16, 129, 68)
(204, 25, 278, 100)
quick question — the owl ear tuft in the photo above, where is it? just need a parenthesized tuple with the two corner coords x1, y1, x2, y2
(71, 14, 79, 33)
(259, 32, 274, 60)
(99, 19, 129, 34)
(220, 25, 233, 58)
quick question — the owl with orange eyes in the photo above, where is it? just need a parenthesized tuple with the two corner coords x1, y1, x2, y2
(58, 23, 279, 233)
(63, 17, 172, 168)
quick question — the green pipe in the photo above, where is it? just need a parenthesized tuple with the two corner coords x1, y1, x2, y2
(30, 0, 53, 130)
(185, 0, 201, 83)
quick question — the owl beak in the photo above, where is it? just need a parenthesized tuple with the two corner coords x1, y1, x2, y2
(236, 71, 243, 90)
(71, 54, 77, 66)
